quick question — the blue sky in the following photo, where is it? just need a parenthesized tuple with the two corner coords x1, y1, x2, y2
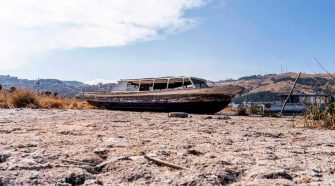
(1, 0, 334, 83)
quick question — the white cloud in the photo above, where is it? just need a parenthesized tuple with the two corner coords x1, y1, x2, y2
(0, 0, 208, 70)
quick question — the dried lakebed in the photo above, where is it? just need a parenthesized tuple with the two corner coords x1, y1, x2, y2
(0, 109, 335, 185)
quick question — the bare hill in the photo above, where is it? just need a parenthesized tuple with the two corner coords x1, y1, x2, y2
(217, 73, 335, 103)
(218, 73, 335, 94)
(0, 75, 115, 98)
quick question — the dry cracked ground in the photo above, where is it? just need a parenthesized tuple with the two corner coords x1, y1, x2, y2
(0, 109, 335, 185)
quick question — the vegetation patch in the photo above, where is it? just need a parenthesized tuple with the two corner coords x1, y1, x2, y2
(304, 103, 335, 129)
(0, 88, 93, 109)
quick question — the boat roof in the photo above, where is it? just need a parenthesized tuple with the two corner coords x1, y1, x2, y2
(119, 76, 207, 83)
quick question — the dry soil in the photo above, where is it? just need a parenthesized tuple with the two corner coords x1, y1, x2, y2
(0, 109, 335, 185)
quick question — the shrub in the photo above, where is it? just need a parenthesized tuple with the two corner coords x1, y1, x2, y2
(9, 87, 16, 93)
(249, 106, 260, 115)
(10, 90, 40, 108)
(304, 103, 335, 129)
(237, 107, 248, 116)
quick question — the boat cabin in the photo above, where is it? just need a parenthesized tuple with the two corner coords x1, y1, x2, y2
(276, 94, 334, 105)
(113, 76, 208, 92)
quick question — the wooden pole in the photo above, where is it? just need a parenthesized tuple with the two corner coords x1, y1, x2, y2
(279, 72, 302, 117)
(315, 58, 335, 81)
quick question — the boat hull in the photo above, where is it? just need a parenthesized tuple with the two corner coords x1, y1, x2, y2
(85, 86, 244, 114)
(87, 100, 231, 114)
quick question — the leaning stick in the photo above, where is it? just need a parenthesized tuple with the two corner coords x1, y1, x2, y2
(96, 156, 130, 169)
(280, 72, 301, 117)
(61, 159, 95, 166)
(144, 155, 188, 170)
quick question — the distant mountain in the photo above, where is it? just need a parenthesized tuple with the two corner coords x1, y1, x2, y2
(217, 73, 335, 103)
(0, 75, 115, 98)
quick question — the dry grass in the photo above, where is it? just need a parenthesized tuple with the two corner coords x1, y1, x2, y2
(237, 107, 248, 116)
(0, 89, 93, 109)
(10, 89, 40, 108)
(304, 103, 335, 129)
(222, 107, 238, 113)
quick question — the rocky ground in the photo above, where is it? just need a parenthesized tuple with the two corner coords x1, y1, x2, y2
(0, 109, 335, 185)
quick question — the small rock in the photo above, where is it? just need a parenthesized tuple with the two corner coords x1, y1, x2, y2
(125, 169, 152, 182)
(180, 152, 188, 157)
(18, 143, 38, 148)
(30, 172, 41, 180)
(217, 116, 231, 120)
(93, 147, 109, 154)
(220, 160, 233, 166)
(59, 169, 95, 186)
(187, 149, 204, 156)
(209, 155, 216, 159)
(93, 148, 109, 159)
(31, 153, 43, 160)
(0, 152, 11, 163)
(168, 112, 188, 118)
(262, 169, 293, 180)
(226, 139, 233, 145)
(158, 150, 171, 156)
(21, 158, 37, 166)
(55, 183, 71, 186)
(47, 152, 61, 160)
(0, 177, 10, 185)
(312, 169, 323, 177)
(84, 179, 103, 185)
(217, 170, 240, 184)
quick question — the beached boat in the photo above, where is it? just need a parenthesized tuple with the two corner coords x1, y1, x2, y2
(84, 76, 244, 114)
(263, 94, 334, 115)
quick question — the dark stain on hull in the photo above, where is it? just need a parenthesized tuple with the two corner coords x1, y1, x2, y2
(88, 100, 231, 114)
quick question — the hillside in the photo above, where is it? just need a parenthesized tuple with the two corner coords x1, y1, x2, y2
(0, 75, 115, 98)
(217, 73, 335, 103)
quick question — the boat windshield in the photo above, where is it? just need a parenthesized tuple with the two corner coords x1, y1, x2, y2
(113, 77, 208, 92)
(191, 78, 208, 88)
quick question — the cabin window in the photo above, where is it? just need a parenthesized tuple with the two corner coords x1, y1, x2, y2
(139, 84, 151, 91)
(153, 79, 168, 90)
(168, 82, 183, 89)
(126, 83, 139, 91)
(183, 79, 193, 88)
(191, 78, 208, 88)
(168, 78, 184, 89)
